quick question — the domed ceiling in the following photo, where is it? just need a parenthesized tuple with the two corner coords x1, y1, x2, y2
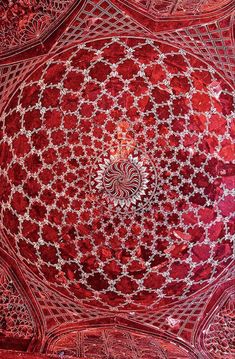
(0, 1, 234, 358)
(1, 37, 234, 312)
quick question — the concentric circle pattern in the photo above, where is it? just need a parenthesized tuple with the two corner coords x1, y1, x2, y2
(0, 38, 234, 311)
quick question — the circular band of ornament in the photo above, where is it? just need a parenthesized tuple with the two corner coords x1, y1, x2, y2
(90, 144, 157, 213)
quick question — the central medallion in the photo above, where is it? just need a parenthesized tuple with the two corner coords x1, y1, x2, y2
(96, 155, 148, 208)
(90, 145, 157, 213)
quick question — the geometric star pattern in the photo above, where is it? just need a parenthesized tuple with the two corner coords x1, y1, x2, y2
(0, 1, 234, 358)
(1, 37, 234, 311)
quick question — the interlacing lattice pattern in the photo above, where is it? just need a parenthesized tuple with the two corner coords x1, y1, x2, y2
(20, 263, 211, 339)
(21, 255, 234, 346)
(0, 38, 234, 312)
(0, 0, 75, 54)
(53, 0, 150, 52)
(52, 0, 235, 85)
(0, 58, 44, 115)
(156, 16, 235, 84)
(134, 288, 212, 342)
(23, 269, 101, 329)
(136, 265, 234, 342)
(203, 292, 235, 358)
(0, 267, 34, 339)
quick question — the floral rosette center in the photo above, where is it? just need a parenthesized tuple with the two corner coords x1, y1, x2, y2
(96, 155, 149, 208)
(90, 145, 157, 213)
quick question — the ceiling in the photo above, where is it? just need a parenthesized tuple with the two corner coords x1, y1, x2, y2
(0, 1, 234, 358)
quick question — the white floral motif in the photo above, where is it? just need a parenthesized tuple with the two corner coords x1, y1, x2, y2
(95, 155, 149, 209)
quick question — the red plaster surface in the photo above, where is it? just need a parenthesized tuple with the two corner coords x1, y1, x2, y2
(1, 38, 234, 312)
(0, 0, 234, 357)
